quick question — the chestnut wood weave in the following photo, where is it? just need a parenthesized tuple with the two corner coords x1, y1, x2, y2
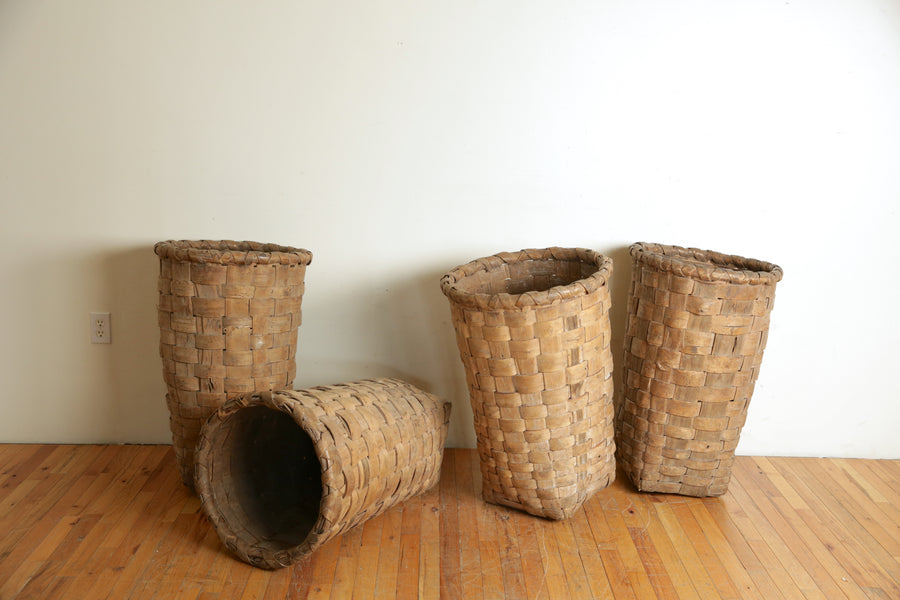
(441, 248, 616, 519)
(195, 378, 451, 569)
(155, 240, 312, 489)
(616, 242, 783, 497)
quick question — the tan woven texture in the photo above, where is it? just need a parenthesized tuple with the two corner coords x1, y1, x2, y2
(155, 240, 312, 489)
(195, 378, 451, 569)
(441, 248, 616, 520)
(616, 242, 783, 497)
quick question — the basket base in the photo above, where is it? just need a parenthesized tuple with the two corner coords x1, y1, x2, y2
(480, 470, 615, 520)
(625, 469, 732, 498)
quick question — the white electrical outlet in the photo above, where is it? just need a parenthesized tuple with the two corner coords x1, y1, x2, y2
(90, 312, 111, 344)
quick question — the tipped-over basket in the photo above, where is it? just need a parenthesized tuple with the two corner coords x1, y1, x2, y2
(616, 242, 783, 497)
(155, 240, 312, 489)
(195, 378, 451, 569)
(440, 247, 616, 520)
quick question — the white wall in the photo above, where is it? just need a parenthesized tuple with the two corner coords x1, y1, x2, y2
(1, 0, 898, 457)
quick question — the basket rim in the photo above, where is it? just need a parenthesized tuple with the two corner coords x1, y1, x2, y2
(440, 247, 613, 310)
(630, 242, 783, 285)
(154, 240, 312, 266)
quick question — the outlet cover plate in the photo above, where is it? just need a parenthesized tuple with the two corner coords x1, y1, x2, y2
(90, 312, 111, 344)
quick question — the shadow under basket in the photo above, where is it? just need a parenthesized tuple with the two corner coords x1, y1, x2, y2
(195, 378, 451, 569)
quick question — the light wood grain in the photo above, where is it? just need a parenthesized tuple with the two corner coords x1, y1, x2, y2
(0, 446, 898, 599)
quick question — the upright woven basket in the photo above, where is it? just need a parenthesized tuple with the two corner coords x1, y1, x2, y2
(155, 240, 312, 489)
(617, 242, 782, 497)
(441, 248, 616, 520)
(195, 378, 451, 569)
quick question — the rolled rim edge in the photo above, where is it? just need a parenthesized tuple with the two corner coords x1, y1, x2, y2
(154, 239, 313, 266)
(440, 247, 613, 309)
(630, 242, 783, 285)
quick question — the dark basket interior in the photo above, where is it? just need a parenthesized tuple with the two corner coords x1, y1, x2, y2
(455, 257, 598, 296)
(209, 406, 323, 551)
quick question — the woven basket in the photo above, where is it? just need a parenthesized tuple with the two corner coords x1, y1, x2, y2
(440, 248, 616, 520)
(155, 240, 312, 489)
(616, 242, 783, 497)
(195, 378, 451, 569)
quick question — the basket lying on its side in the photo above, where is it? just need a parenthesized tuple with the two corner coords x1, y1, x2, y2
(195, 378, 451, 569)
(441, 247, 616, 520)
(155, 240, 312, 489)
(616, 242, 783, 497)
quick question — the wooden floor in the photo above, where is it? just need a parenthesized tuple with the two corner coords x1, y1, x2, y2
(0, 446, 898, 600)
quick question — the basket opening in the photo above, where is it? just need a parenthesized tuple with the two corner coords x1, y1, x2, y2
(682, 257, 745, 271)
(213, 406, 323, 552)
(459, 258, 598, 296)
(646, 244, 781, 278)
(680, 255, 746, 273)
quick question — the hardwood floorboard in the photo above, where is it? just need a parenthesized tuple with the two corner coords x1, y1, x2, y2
(603, 487, 662, 599)
(689, 499, 763, 600)
(418, 476, 441, 600)
(745, 458, 870, 600)
(0, 446, 898, 599)
(453, 449, 483, 600)
(438, 450, 461, 600)
(775, 458, 900, 599)
(351, 508, 383, 600)
(865, 460, 900, 496)
(511, 506, 552, 600)
(703, 493, 785, 600)
(496, 509, 528, 600)
(727, 475, 815, 599)
(553, 516, 593, 600)
(371, 505, 401, 600)
(625, 519, 677, 600)
(470, 459, 505, 600)
(569, 505, 615, 600)
(818, 460, 900, 555)
(769, 457, 889, 597)
(396, 472, 423, 600)
(655, 502, 723, 599)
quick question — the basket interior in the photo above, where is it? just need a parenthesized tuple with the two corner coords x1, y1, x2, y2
(677, 254, 745, 273)
(457, 258, 598, 296)
(210, 406, 322, 552)
(649, 245, 780, 277)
